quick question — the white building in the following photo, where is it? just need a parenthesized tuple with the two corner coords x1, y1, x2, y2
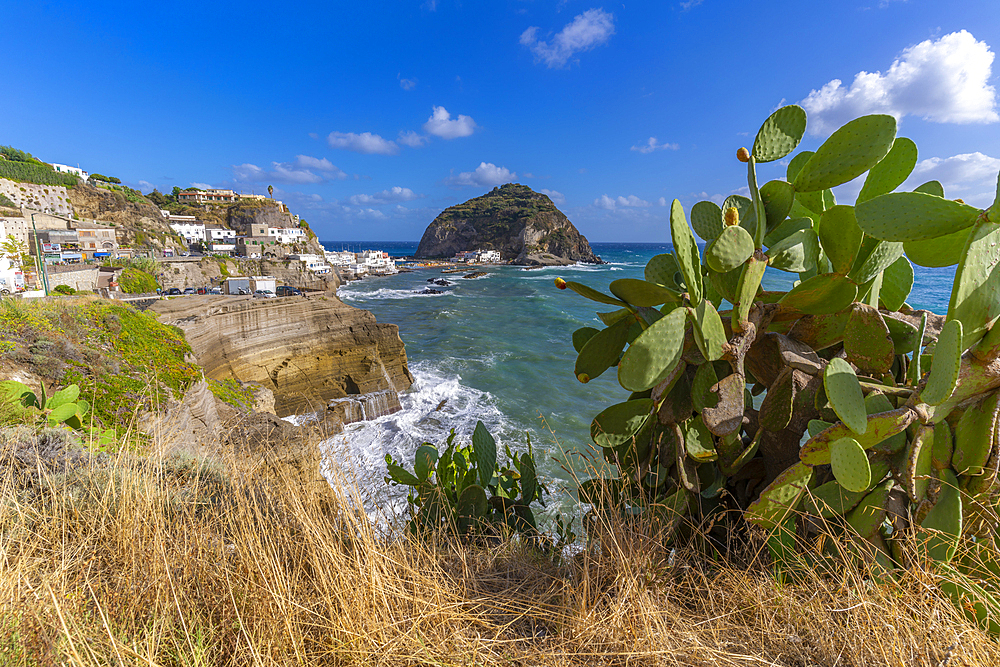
(49, 163, 89, 181)
(359, 250, 397, 275)
(168, 215, 206, 244)
(0, 216, 31, 248)
(478, 250, 502, 263)
(325, 250, 356, 267)
(287, 253, 332, 274)
(205, 225, 237, 241)
(268, 227, 306, 244)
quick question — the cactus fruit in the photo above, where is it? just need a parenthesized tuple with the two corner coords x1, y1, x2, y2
(778, 273, 858, 315)
(823, 358, 868, 435)
(692, 200, 725, 241)
(618, 307, 687, 392)
(554, 277, 567, 289)
(670, 199, 703, 303)
(724, 206, 740, 227)
(737, 147, 750, 162)
(818, 205, 864, 276)
(856, 191, 981, 242)
(920, 319, 963, 406)
(792, 114, 896, 193)
(830, 436, 872, 492)
(706, 224, 754, 273)
(857, 137, 918, 205)
(723, 195, 757, 238)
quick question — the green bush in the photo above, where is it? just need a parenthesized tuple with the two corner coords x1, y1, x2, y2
(0, 193, 16, 209)
(117, 267, 158, 294)
(0, 160, 78, 187)
(52, 285, 77, 295)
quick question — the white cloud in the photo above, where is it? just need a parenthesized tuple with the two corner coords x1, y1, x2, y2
(540, 188, 565, 205)
(903, 152, 1000, 208)
(801, 30, 998, 135)
(348, 186, 422, 205)
(397, 130, 429, 148)
(520, 8, 615, 68)
(680, 0, 703, 9)
(594, 194, 651, 210)
(327, 131, 399, 155)
(398, 75, 417, 91)
(138, 180, 155, 191)
(356, 208, 387, 220)
(631, 137, 680, 154)
(422, 0, 437, 10)
(190, 182, 212, 190)
(444, 162, 515, 187)
(423, 106, 477, 139)
(658, 197, 667, 206)
(232, 155, 347, 184)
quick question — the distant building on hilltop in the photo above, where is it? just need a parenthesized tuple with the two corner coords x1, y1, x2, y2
(48, 163, 89, 181)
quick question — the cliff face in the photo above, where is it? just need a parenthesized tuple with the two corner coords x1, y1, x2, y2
(150, 296, 413, 417)
(415, 183, 599, 265)
(159, 257, 340, 292)
(66, 181, 179, 250)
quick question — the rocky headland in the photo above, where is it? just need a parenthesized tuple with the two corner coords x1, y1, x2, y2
(150, 294, 413, 418)
(415, 183, 600, 266)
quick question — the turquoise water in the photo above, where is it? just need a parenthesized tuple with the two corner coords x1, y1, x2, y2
(321, 241, 957, 518)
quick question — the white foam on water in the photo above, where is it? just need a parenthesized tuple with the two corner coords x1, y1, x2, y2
(337, 286, 460, 301)
(318, 360, 518, 525)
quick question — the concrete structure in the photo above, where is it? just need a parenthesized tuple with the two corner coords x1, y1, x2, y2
(268, 227, 306, 244)
(478, 250, 502, 263)
(224, 277, 251, 295)
(207, 243, 236, 255)
(287, 254, 332, 274)
(250, 276, 276, 294)
(168, 216, 206, 244)
(249, 223, 269, 237)
(236, 235, 286, 259)
(325, 250, 356, 267)
(0, 216, 31, 247)
(77, 227, 118, 256)
(205, 225, 237, 242)
(48, 163, 88, 181)
(177, 188, 238, 204)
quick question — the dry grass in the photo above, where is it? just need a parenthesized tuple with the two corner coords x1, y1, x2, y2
(2, 441, 998, 667)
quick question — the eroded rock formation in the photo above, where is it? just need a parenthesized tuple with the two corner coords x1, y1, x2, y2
(150, 295, 413, 417)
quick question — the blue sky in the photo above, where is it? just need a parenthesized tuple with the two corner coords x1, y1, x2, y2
(3, 0, 999, 242)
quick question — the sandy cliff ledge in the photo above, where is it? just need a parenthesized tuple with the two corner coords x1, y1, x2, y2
(150, 295, 413, 417)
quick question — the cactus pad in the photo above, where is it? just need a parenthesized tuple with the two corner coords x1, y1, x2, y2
(683, 417, 717, 462)
(948, 216, 1000, 349)
(800, 407, 917, 465)
(919, 469, 963, 563)
(706, 224, 754, 273)
(572, 327, 600, 352)
(760, 180, 795, 232)
(564, 280, 626, 306)
(849, 237, 904, 285)
(914, 180, 945, 197)
(591, 399, 655, 450)
(803, 480, 868, 518)
(779, 273, 858, 315)
(763, 216, 813, 248)
(767, 229, 819, 273)
(952, 391, 1000, 476)
(723, 194, 757, 239)
(759, 367, 795, 432)
(752, 104, 807, 163)
(792, 114, 896, 193)
(472, 421, 497, 486)
(670, 199, 703, 303)
(904, 228, 970, 267)
(920, 319, 963, 406)
(457, 484, 488, 532)
(735, 256, 766, 326)
(857, 137, 918, 204)
(879, 256, 914, 311)
(691, 362, 719, 413)
(691, 200, 724, 241)
(689, 299, 726, 361)
(843, 304, 894, 375)
(856, 191, 981, 242)
(609, 278, 681, 307)
(645, 253, 682, 290)
(575, 318, 632, 383)
(845, 481, 894, 538)
(830, 436, 871, 492)
(932, 420, 954, 470)
(746, 461, 813, 529)
(824, 358, 867, 435)
(618, 307, 688, 391)
(904, 425, 935, 503)
(818, 205, 864, 276)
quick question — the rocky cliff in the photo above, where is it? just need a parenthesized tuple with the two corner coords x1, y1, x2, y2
(150, 295, 413, 417)
(66, 180, 181, 251)
(415, 183, 600, 265)
(159, 256, 341, 292)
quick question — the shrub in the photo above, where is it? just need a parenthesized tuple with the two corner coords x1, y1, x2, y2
(52, 284, 76, 295)
(0, 160, 78, 187)
(117, 267, 158, 294)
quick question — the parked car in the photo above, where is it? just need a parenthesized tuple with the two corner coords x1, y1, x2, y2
(165, 288, 182, 296)
(253, 289, 277, 299)
(183, 287, 197, 295)
(209, 287, 222, 295)
(196, 287, 207, 295)
(276, 286, 303, 297)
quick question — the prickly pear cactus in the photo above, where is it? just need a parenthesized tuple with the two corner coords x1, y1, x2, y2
(557, 105, 1000, 627)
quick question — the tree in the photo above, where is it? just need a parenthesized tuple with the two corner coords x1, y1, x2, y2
(0, 235, 32, 271)
(268, 184, 273, 199)
(171, 186, 182, 199)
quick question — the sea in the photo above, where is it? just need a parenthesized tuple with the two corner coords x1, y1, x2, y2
(320, 241, 957, 524)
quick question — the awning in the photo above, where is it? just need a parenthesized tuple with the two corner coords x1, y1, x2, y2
(93, 252, 111, 257)
(60, 253, 82, 260)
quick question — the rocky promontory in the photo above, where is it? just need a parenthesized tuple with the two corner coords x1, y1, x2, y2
(150, 295, 413, 418)
(415, 183, 600, 265)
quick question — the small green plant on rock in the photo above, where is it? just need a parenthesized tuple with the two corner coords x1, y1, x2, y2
(557, 104, 1000, 633)
(0, 380, 116, 447)
(385, 421, 548, 539)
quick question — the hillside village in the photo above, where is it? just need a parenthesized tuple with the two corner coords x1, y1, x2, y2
(0, 146, 401, 296)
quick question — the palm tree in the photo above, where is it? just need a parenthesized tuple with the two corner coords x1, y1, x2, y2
(268, 185, 273, 199)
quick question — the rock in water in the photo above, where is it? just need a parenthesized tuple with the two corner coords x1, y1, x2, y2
(415, 183, 600, 265)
